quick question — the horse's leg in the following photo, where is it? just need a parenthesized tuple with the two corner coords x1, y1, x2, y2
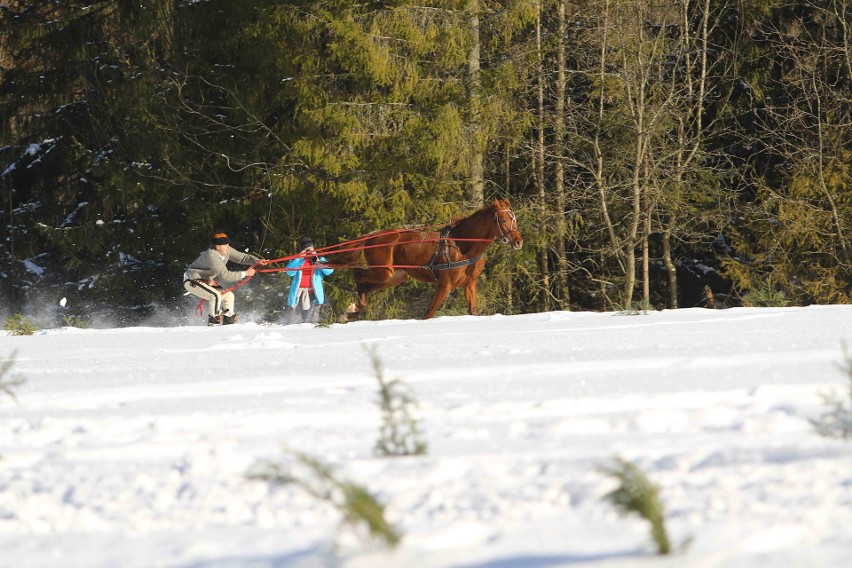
(351, 268, 409, 320)
(463, 280, 478, 315)
(352, 236, 399, 311)
(423, 282, 454, 319)
(460, 259, 486, 315)
(353, 268, 372, 310)
(357, 270, 409, 304)
(371, 269, 409, 291)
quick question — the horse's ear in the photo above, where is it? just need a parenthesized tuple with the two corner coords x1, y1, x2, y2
(492, 198, 501, 208)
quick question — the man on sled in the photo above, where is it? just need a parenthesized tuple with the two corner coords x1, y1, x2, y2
(183, 231, 267, 325)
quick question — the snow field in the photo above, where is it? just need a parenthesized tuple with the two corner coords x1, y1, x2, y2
(1, 306, 851, 567)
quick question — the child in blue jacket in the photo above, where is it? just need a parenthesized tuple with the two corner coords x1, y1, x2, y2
(284, 236, 334, 323)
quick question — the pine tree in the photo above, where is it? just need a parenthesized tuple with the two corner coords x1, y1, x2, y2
(1, 2, 185, 312)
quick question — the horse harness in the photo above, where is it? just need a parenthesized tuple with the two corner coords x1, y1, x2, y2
(420, 208, 515, 277)
(422, 225, 483, 277)
(421, 225, 483, 278)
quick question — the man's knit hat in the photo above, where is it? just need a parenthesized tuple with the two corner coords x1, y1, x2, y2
(211, 232, 230, 246)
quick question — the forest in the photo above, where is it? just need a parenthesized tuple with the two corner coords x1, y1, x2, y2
(1, 0, 850, 324)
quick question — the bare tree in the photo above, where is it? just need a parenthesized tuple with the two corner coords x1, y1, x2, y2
(553, 0, 571, 309)
(608, 0, 676, 308)
(647, 0, 724, 309)
(565, 0, 728, 309)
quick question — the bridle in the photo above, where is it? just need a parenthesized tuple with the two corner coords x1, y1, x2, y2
(495, 207, 518, 244)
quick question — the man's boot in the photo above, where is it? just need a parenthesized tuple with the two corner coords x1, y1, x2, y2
(222, 314, 238, 325)
(281, 306, 296, 325)
(306, 305, 321, 324)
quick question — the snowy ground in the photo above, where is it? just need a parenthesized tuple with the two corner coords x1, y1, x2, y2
(1, 305, 852, 568)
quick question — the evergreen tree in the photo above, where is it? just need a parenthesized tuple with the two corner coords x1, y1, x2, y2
(1, 1, 187, 315)
(722, 0, 852, 305)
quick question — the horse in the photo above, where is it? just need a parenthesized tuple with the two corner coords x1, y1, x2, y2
(346, 198, 523, 319)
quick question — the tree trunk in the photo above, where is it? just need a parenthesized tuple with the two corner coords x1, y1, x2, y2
(662, 228, 678, 308)
(466, 0, 484, 206)
(554, 0, 570, 310)
(620, 0, 649, 310)
(593, 0, 626, 277)
(505, 142, 514, 314)
(535, 0, 550, 312)
(623, 131, 644, 308)
(642, 204, 650, 311)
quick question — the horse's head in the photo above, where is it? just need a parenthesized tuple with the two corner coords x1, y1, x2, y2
(493, 198, 523, 249)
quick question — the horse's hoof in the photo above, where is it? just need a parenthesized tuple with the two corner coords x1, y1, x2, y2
(344, 303, 361, 321)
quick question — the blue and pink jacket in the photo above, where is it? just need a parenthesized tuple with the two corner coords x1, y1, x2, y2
(284, 257, 334, 307)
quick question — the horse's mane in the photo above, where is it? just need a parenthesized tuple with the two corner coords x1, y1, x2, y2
(450, 201, 496, 225)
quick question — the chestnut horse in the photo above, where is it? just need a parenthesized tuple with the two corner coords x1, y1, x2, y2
(348, 198, 523, 319)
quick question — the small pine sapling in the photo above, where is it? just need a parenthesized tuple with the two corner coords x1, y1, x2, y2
(1, 351, 25, 460)
(601, 457, 671, 555)
(616, 302, 653, 316)
(0, 350, 25, 406)
(743, 276, 790, 307)
(247, 451, 402, 549)
(61, 314, 91, 328)
(3, 314, 38, 336)
(363, 344, 428, 457)
(811, 343, 852, 439)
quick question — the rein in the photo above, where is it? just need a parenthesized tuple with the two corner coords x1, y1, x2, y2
(260, 205, 516, 273)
